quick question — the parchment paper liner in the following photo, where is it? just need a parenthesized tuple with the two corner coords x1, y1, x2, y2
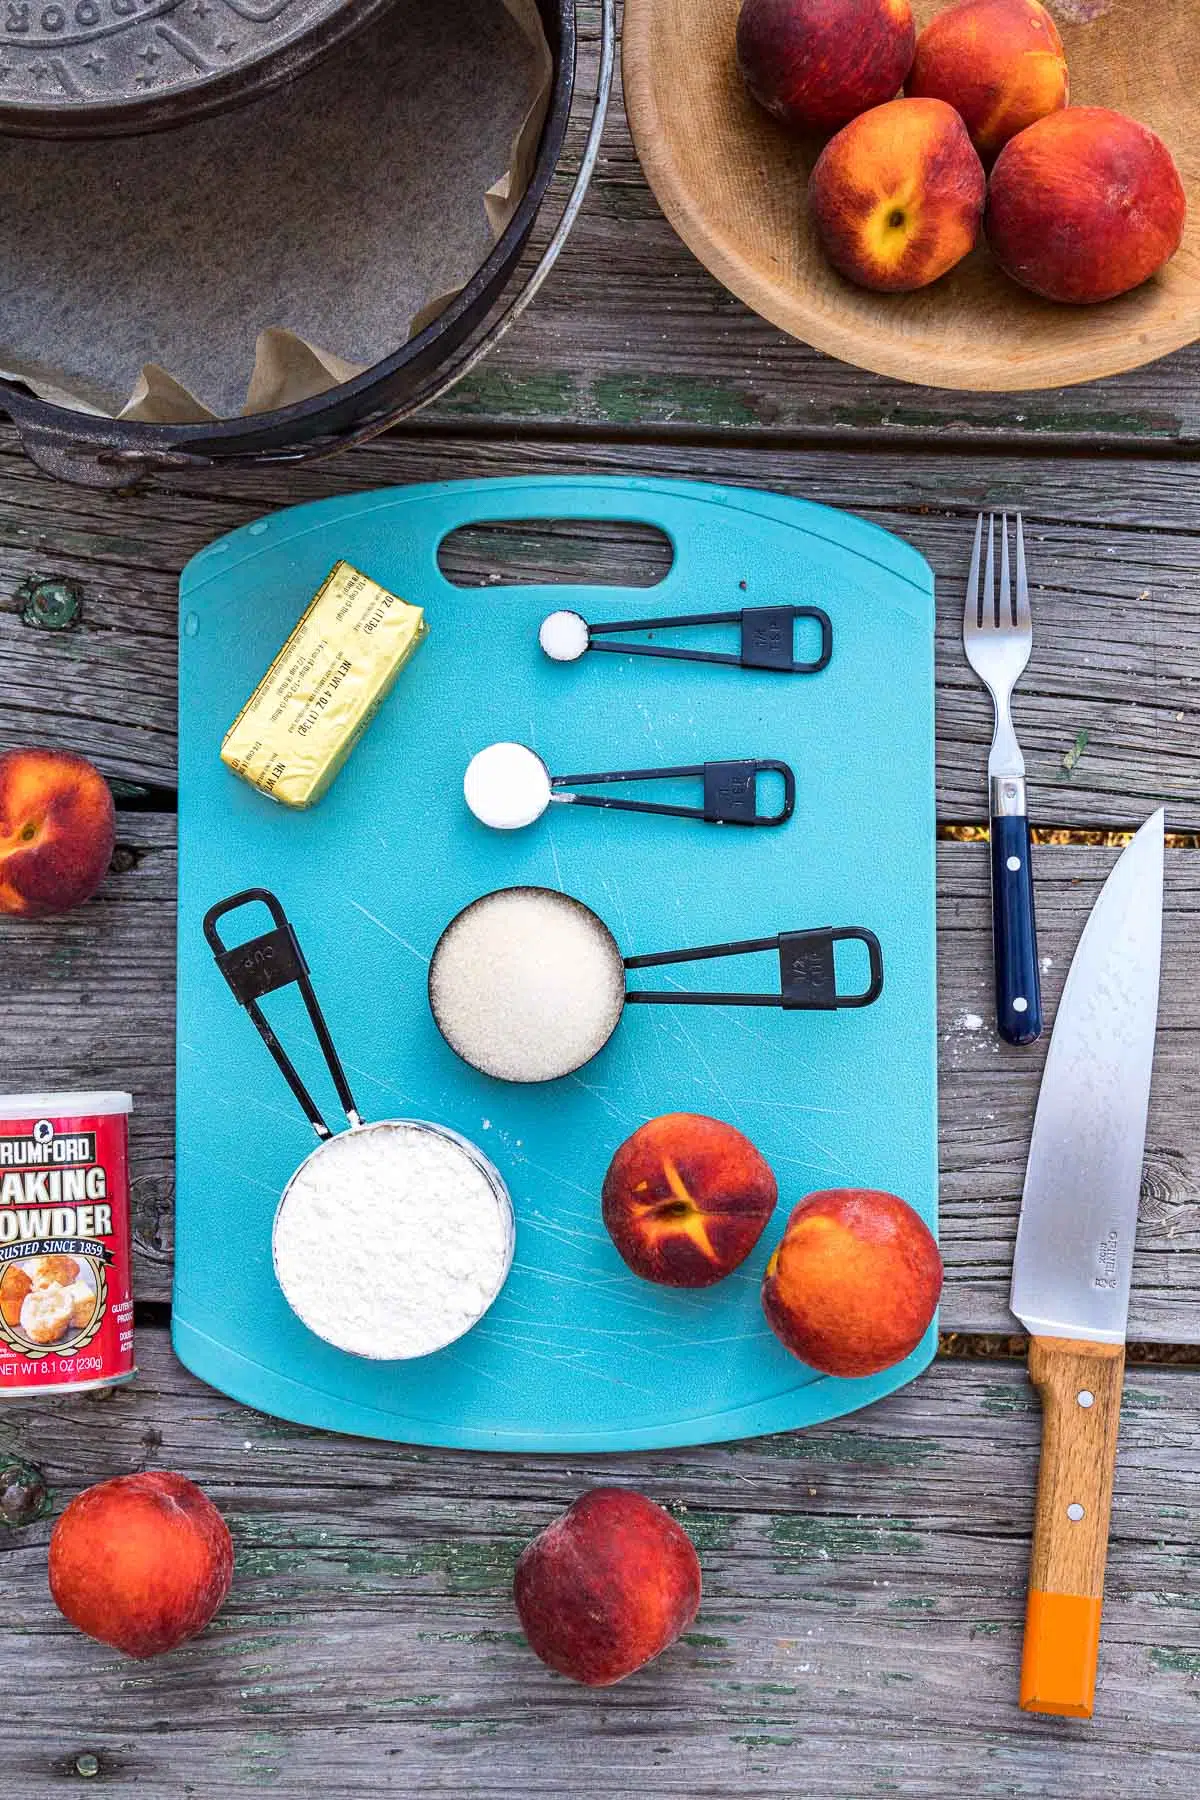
(0, 0, 551, 423)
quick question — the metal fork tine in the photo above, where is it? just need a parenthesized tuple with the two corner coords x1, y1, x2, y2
(965, 512, 983, 632)
(1000, 512, 1013, 628)
(984, 513, 996, 629)
(1014, 512, 1030, 630)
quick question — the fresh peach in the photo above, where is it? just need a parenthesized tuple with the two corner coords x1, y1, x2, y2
(737, 0, 915, 135)
(602, 1113, 777, 1288)
(986, 107, 1187, 304)
(762, 1188, 941, 1377)
(49, 1472, 233, 1658)
(809, 96, 985, 291)
(514, 1488, 702, 1686)
(906, 0, 1068, 159)
(0, 748, 114, 919)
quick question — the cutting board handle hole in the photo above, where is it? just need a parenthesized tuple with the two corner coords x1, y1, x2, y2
(437, 519, 674, 590)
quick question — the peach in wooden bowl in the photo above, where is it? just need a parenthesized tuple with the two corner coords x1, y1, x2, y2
(622, 0, 1200, 390)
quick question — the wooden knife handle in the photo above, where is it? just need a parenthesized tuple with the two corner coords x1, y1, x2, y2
(1020, 1336, 1125, 1718)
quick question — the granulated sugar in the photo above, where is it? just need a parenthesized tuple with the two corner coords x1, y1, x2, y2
(272, 1121, 513, 1359)
(429, 887, 627, 1082)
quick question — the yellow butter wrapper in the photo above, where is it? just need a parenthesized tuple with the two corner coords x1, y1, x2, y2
(221, 561, 427, 808)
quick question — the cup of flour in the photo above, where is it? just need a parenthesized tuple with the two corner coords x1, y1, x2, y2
(272, 1119, 515, 1361)
(204, 891, 517, 1364)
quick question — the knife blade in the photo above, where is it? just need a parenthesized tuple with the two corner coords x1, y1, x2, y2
(1011, 807, 1164, 1719)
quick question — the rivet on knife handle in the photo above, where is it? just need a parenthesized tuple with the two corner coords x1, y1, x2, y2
(1020, 1336, 1125, 1717)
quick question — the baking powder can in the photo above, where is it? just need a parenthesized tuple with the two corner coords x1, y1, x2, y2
(0, 1092, 136, 1397)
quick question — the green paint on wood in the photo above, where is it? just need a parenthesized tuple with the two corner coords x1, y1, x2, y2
(1057, 728, 1090, 781)
(664, 1506, 736, 1553)
(418, 1627, 525, 1645)
(828, 401, 1180, 439)
(888, 1594, 935, 1610)
(743, 1430, 943, 1468)
(797, 1587, 858, 1609)
(1150, 1647, 1200, 1674)
(682, 1632, 731, 1648)
(768, 1515, 921, 1559)
(440, 369, 578, 420)
(234, 1521, 522, 1592)
(588, 374, 759, 430)
(105, 779, 152, 805)
(730, 1734, 799, 1749)
(978, 1382, 1035, 1417)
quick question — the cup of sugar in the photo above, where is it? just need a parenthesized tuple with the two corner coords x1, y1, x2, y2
(272, 1119, 515, 1361)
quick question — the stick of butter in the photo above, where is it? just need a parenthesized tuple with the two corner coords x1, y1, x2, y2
(221, 561, 427, 808)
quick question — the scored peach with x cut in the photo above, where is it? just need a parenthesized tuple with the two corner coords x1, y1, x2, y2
(601, 1113, 778, 1287)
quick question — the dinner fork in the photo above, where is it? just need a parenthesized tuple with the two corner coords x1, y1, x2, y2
(963, 513, 1043, 1046)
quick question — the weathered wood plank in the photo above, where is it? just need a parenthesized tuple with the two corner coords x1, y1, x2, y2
(2, 434, 1200, 828)
(3, 824, 1197, 1338)
(2, 1331, 1199, 1797)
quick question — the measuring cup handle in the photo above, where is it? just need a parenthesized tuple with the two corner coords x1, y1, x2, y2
(203, 888, 361, 1139)
(624, 927, 883, 1009)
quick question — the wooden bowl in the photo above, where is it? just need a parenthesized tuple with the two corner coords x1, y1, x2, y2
(622, 0, 1200, 391)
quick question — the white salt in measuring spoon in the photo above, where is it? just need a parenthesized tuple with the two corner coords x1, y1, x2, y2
(538, 604, 833, 672)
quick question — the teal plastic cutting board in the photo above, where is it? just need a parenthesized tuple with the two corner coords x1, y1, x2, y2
(173, 476, 937, 1449)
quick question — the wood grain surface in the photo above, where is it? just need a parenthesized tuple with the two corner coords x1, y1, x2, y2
(2, 430, 1199, 830)
(4, 1331, 1200, 1797)
(1027, 1338, 1126, 1597)
(4, 5, 1200, 1790)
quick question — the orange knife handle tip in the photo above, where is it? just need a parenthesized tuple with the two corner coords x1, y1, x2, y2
(1020, 1589, 1102, 1718)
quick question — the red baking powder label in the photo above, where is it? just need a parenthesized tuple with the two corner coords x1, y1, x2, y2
(0, 1097, 135, 1395)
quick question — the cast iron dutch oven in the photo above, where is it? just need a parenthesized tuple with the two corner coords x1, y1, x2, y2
(0, 0, 615, 487)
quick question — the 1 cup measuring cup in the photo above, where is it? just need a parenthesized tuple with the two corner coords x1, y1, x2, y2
(203, 889, 514, 1360)
(427, 886, 884, 1084)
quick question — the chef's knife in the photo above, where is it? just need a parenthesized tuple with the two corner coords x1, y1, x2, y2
(1011, 807, 1164, 1719)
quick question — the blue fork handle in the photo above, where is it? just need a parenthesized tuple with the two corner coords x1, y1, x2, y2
(991, 814, 1043, 1045)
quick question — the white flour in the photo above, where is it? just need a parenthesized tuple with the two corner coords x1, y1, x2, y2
(272, 1121, 513, 1360)
(429, 887, 627, 1082)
